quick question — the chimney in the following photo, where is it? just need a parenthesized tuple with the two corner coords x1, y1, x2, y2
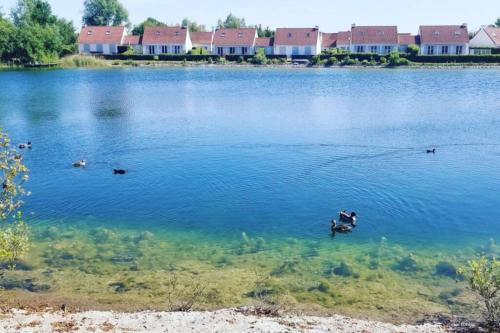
(314, 25, 319, 31)
(351, 23, 356, 29)
(460, 23, 467, 29)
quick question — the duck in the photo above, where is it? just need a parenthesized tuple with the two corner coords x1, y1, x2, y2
(426, 148, 436, 154)
(14, 155, 23, 161)
(73, 160, 86, 168)
(113, 169, 126, 175)
(339, 210, 357, 225)
(18, 141, 32, 149)
(331, 219, 353, 233)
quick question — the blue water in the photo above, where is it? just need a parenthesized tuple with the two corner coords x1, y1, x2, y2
(1, 67, 500, 248)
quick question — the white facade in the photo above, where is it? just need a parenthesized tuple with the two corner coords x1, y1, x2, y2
(213, 46, 255, 56)
(420, 43, 469, 55)
(349, 44, 398, 54)
(79, 43, 119, 55)
(273, 43, 321, 56)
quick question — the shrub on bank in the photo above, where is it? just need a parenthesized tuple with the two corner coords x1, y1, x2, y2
(59, 55, 109, 68)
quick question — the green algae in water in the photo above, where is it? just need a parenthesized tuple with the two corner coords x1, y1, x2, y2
(7, 223, 497, 322)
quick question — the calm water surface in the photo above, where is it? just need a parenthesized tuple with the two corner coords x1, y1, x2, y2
(0, 67, 499, 320)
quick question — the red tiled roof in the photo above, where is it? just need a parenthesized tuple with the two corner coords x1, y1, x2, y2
(336, 31, 351, 45)
(190, 31, 213, 45)
(419, 25, 469, 44)
(351, 26, 398, 44)
(398, 33, 419, 45)
(123, 35, 141, 45)
(275, 28, 320, 46)
(322, 33, 338, 48)
(484, 27, 500, 46)
(212, 28, 257, 46)
(255, 37, 274, 47)
(78, 26, 125, 44)
(143, 26, 188, 44)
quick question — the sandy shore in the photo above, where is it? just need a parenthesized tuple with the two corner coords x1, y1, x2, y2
(0, 308, 446, 333)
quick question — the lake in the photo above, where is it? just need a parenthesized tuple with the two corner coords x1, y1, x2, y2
(0, 67, 499, 322)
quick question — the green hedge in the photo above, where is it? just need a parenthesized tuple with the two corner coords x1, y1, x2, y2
(101, 54, 222, 62)
(408, 55, 500, 63)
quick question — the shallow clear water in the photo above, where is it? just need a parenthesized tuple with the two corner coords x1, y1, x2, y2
(1, 67, 499, 321)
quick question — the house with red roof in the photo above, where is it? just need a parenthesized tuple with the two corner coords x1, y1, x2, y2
(398, 33, 420, 52)
(142, 26, 192, 55)
(350, 24, 399, 54)
(418, 25, 469, 55)
(78, 26, 126, 55)
(212, 28, 258, 56)
(123, 35, 142, 54)
(469, 26, 500, 54)
(321, 33, 337, 51)
(255, 37, 274, 55)
(274, 28, 321, 56)
(190, 31, 214, 53)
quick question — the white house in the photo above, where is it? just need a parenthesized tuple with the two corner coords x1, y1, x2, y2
(350, 25, 399, 54)
(419, 25, 469, 55)
(274, 28, 322, 56)
(190, 31, 214, 53)
(78, 26, 126, 55)
(123, 35, 142, 54)
(255, 37, 274, 55)
(212, 28, 257, 56)
(469, 26, 500, 54)
(142, 26, 192, 55)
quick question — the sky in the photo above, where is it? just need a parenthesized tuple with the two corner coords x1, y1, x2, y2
(1, 0, 499, 34)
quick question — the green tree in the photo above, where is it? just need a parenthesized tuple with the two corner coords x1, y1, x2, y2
(11, 0, 56, 26)
(0, 16, 16, 61)
(82, 0, 128, 26)
(0, 129, 30, 268)
(256, 24, 274, 37)
(181, 18, 206, 32)
(131, 17, 165, 35)
(217, 13, 246, 29)
(496, 17, 500, 27)
(407, 44, 419, 57)
(251, 48, 267, 65)
(55, 18, 77, 56)
(459, 256, 500, 329)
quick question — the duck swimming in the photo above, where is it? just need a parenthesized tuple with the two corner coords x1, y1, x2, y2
(73, 160, 86, 168)
(331, 220, 353, 233)
(113, 169, 126, 175)
(18, 141, 32, 149)
(426, 148, 436, 154)
(339, 211, 357, 225)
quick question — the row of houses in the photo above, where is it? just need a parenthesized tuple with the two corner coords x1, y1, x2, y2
(78, 24, 500, 57)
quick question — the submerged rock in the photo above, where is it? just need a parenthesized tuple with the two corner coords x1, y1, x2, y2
(333, 262, 359, 278)
(134, 231, 155, 243)
(90, 227, 118, 244)
(393, 254, 419, 273)
(435, 262, 457, 278)
(110, 253, 135, 264)
(0, 277, 50, 293)
(108, 281, 129, 293)
(271, 258, 301, 276)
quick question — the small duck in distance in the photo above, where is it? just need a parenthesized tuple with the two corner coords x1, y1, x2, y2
(73, 160, 86, 168)
(18, 141, 32, 149)
(331, 219, 353, 233)
(426, 148, 436, 154)
(339, 210, 357, 225)
(113, 168, 126, 175)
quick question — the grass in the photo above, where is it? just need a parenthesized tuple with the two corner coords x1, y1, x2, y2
(59, 55, 109, 68)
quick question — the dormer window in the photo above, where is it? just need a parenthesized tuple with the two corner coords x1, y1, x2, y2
(306, 33, 310, 37)
(288, 33, 292, 38)
(433, 31, 440, 36)
(87, 31, 92, 35)
(105, 30, 111, 35)
(175, 31, 179, 36)
(454, 31, 461, 35)
(155, 31, 161, 36)
(377, 31, 384, 36)
(237, 32, 243, 38)
(221, 32, 226, 38)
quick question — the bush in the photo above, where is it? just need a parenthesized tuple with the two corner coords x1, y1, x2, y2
(326, 56, 338, 66)
(59, 55, 109, 68)
(407, 44, 420, 57)
(251, 48, 267, 65)
(387, 52, 410, 66)
(380, 57, 387, 64)
(458, 256, 500, 329)
(237, 56, 244, 63)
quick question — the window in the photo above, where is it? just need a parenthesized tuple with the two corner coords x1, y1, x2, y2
(87, 31, 92, 35)
(155, 31, 161, 36)
(384, 45, 392, 53)
(292, 46, 299, 55)
(456, 45, 463, 54)
(83, 44, 90, 52)
(304, 47, 312, 55)
(110, 44, 116, 54)
(432, 31, 439, 36)
(370, 46, 378, 53)
(441, 45, 449, 55)
(377, 31, 385, 36)
(280, 46, 286, 55)
(220, 33, 226, 38)
(356, 45, 365, 52)
(161, 45, 168, 53)
(217, 47, 224, 56)
(306, 33, 310, 38)
(148, 45, 155, 54)
(175, 31, 179, 36)
(288, 33, 292, 38)
(427, 45, 434, 55)
(96, 44, 103, 53)
(238, 33, 243, 38)
(105, 30, 111, 35)
(173, 45, 181, 54)
(229, 47, 235, 54)
(241, 47, 248, 55)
